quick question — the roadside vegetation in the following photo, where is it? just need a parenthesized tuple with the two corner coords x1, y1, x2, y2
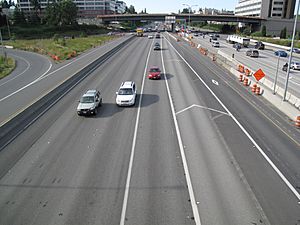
(239, 25, 300, 48)
(6, 35, 117, 61)
(0, 56, 15, 79)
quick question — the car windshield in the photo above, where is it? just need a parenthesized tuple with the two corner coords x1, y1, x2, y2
(80, 96, 94, 103)
(118, 88, 133, 95)
(150, 68, 160, 72)
(155, 43, 160, 46)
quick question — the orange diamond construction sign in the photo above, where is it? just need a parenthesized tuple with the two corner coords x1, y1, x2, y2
(253, 69, 265, 81)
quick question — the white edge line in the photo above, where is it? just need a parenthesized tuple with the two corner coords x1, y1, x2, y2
(119, 37, 154, 225)
(161, 36, 202, 224)
(0, 54, 31, 87)
(164, 35, 300, 201)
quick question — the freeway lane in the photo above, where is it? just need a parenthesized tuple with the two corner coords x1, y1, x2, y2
(163, 34, 300, 224)
(0, 36, 151, 225)
(123, 40, 195, 224)
(0, 35, 197, 225)
(161, 36, 268, 224)
(0, 33, 299, 225)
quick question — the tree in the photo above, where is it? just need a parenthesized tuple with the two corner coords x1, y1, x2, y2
(13, 5, 26, 25)
(1, 0, 9, 8)
(28, 0, 41, 24)
(261, 25, 266, 37)
(181, 8, 189, 14)
(60, 0, 77, 25)
(242, 26, 251, 36)
(280, 27, 287, 39)
(126, 5, 136, 14)
(44, 2, 60, 25)
(44, 0, 77, 26)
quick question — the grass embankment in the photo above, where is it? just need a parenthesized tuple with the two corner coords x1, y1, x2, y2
(0, 56, 15, 79)
(251, 36, 300, 48)
(6, 35, 117, 61)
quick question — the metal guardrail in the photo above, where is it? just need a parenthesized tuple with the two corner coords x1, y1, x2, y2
(0, 35, 135, 151)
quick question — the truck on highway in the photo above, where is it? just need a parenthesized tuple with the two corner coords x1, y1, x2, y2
(136, 28, 144, 37)
(226, 35, 250, 47)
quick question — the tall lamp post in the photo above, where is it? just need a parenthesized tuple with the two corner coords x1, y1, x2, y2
(182, 3, 198, 30)
(283, 0, 300, 101)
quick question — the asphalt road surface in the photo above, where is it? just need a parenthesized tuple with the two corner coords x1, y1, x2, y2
(0, 34, 299, 225)
(0, 36, 131, 126)
(190, 33, 300, 98)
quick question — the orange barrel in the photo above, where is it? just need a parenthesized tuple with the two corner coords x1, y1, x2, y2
(251, 84, 257, 92)
(245, 69, 250, 76)
(243, 78, 249, 86)
(239, 74, 244, 82)
(240, 65, 245, 73)
(255, 86, 261, 95)
(295, 116, 300, 128)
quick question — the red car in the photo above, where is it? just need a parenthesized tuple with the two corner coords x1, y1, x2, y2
(148, 67, 161, 79)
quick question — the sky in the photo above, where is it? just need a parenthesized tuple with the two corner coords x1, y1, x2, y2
(124, 0, 237, 13)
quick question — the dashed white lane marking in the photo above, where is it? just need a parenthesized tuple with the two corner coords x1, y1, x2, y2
(176, 104, 230, 116)
(165, 36, 300, 201)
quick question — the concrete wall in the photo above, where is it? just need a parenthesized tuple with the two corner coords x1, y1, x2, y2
(262, 18, 300, 36)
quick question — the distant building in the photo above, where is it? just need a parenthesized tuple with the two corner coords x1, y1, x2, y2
(197, 7, 234, 15)
(234, 0, 296, 19)
(17, 0, 127, 18)
(115, 1, 126, 14)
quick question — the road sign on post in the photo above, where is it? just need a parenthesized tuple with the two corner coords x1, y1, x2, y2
(253, 69, 265, 81)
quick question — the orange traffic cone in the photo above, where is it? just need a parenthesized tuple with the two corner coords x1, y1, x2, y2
(295, 116, 300, 128)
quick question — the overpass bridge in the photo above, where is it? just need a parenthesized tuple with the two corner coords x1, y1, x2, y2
(97, 13, 264, 25)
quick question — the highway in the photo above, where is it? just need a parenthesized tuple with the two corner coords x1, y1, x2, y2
(0, 36, 131, 126)
(189, 33, 300, 98)
(0, 34, 299, 225)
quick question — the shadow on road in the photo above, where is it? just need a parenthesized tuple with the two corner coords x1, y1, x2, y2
(163, 73, 174, 80)
(93, 103, 124, 118)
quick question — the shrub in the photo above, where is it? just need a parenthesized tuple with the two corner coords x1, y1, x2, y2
(53, 34, 59, 42)
(251, 31, 262, 37)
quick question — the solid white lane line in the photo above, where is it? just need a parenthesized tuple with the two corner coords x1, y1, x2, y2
(0, 54, 31, 87)
(160, 37, 202, 225)
(165, 36, 300, 201)
(119, 38, 154, 225)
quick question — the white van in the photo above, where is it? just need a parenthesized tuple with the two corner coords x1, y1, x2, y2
(212, 41, 220, 48)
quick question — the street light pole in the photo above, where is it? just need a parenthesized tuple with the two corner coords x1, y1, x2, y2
(283, 0, 300, 101)
(182, 3, 198, 30)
